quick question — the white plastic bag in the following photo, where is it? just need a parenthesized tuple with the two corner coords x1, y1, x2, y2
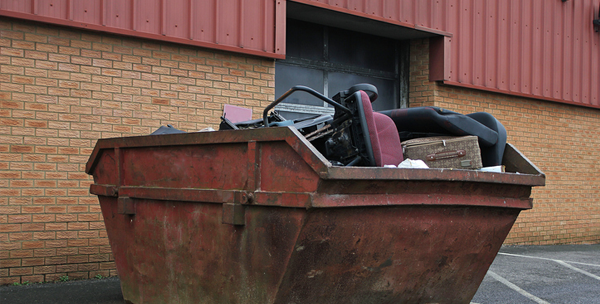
(397, 158, 429, 169)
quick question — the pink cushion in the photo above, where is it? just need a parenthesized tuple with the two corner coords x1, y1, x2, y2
(360, 91, 404, 167)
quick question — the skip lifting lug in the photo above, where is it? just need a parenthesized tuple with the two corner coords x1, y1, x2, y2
(222, 191, 253, 226)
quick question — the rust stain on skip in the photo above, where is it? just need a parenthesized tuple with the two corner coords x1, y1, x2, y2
(87, 126, 544, 304)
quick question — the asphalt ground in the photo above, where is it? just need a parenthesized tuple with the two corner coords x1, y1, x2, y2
(1, 244, 598, 304)
(0, 276, 123, 304)
(472, 244, 600, 304)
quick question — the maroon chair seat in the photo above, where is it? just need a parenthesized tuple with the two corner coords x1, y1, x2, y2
(358, 91, 404, 167)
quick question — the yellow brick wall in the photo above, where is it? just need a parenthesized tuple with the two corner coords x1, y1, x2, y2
(0, 18, 275, 285)
(410, 39, 600, 245)
(2, 17, 599, 286)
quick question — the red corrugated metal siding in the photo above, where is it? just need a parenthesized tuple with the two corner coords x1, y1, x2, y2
(0, 0, 285, 59)
(293, 0, 600, 108)
(2, 0, 600, 108)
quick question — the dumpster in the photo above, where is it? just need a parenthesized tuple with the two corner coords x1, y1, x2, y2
(86, 125, 544, 304)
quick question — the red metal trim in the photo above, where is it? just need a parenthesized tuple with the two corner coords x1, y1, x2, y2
(67, 0, 73, 20)
(262, 0, 268, 52)
(289, 0, 452, 37)
(239, 0, 244, 48)
(189, 190, 535, 209)
(188, 0, 193, 39)
(115, 186, 312, 208)
(115, 147, 122, 190)
(414, 25, 453, 37)
(214, 0, 219, 44)
(100, 0, 105, 26)
(117, 196, 136, 215)
(119, 187, 238, 204)
(222, 203, 245, 225)
(160, 0, 166, 36)
(429, 36, 451, 81)
(89, 184, 118, 197)
(274, 0, 286, 54)
(441, 80, 600, 110)
(84, 147, 102, 175)
(85, 128, 291, 174)
(86, 127, 545, 188)
(311, 193, 533, 209)
(284, 134, 330, 178)
(131, 0, 136, 31)
(85, 128, 330, 179)
(0, 10, 285, 59)
(247, 141, 258, 192)
(324, 167, 545, 187)
(253, 191, 312, 208)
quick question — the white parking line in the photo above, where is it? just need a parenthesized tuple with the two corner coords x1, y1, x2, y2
(487, 270, 551, 304)
(498, 252, 600, 281)
(553, 260, 600, 281)
(498, 252, 600, 267)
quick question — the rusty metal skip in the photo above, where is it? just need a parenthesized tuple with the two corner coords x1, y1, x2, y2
(86, 123, 544, 303)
